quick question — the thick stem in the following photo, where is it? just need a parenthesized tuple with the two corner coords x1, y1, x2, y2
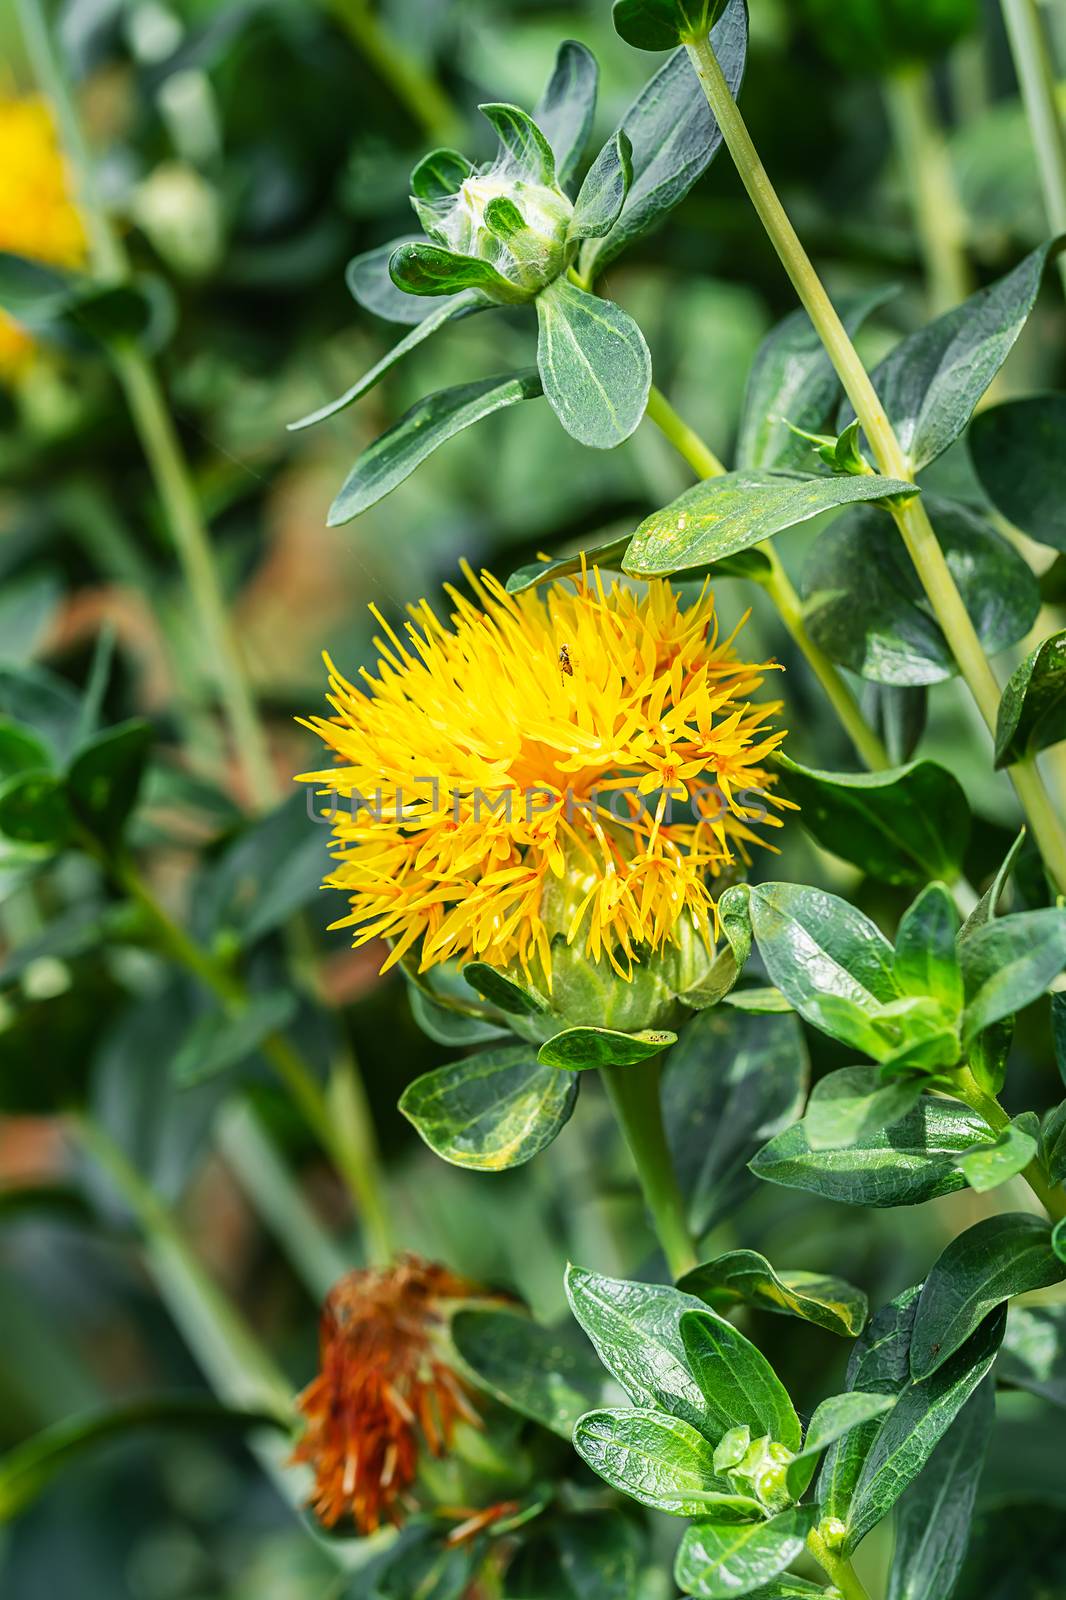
(114, 853, 394, 1263)
(1001, 0, 1066, 294)
(644, 388, 889, 770)
(600, 1057, 697, 1280)
(323, 0, 463, 145)
(884, 65, 972, 316)
(806, 1527, 872, 1600)
(685, 30, 1066, 890)
(954, 1066, 1066, 1222)
(16, 0, 276, 808)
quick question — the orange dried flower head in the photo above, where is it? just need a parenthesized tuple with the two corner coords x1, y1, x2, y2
(299, 565, 788, 987)
(293, 1255, 481, 1533)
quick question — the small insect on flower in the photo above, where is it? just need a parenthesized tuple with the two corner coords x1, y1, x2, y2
(292, 1256, 483, 1534)
(0, 93, 86, 380)
(299, 564, 791, 991)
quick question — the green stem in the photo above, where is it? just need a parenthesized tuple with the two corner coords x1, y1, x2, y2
(685, 30, 1066, 891)
(955, 1066, 1066, 1222)
(884, 64, 972, 315)
(323, 0, 463, 145)
(600, 1056, 697, 1280)
(114, 852, 395, 1264)
(16, 0, 276, 808)
(644, 387, 889, 769)
(1001, 0, 1066, 294)
(806, 1527, 872, 1600)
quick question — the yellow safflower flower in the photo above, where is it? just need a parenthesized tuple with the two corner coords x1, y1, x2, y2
(299, 565, 788, 984)
(0, 92, 87, 379)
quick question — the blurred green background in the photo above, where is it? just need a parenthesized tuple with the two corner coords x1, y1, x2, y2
(0, 0, 1064, 1595)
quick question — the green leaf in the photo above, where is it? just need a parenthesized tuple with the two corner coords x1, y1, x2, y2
(462, 962, 548, 1016)
(674, 1508, 818, 1600)
(785, 1392, 896, 1499)
(538, 1025, 675, 1069)
(999, 1304, 1066, 1408)
(802, 494, 1040, 685)
(747, 882, 900, 1055)
(662, 1008, 809, 1233)
(534, 40, 598, 189)
(506, 536, 631, 595)
(0, 718, 52, 780)
(958, 827, 1026, 940)
(0, 769, 73, 851)
(613, 0, 726, 51)
(994, 629, 1066, 767)
(680, 1309, 802, 1450)
(0, 1397, 288, 1520)
(289, 289, 483, 430)
(751, 1100, 988, 1208)
(0, 253, 172, 352)
(958, 908, 1066, 1044)
(67, 720, 152, 848)
(1055, 1218, 1066, 1266)
(579, 0, 747, 279)
(805, 1067, 926, 1152)
(390, 240, 527, 301)
(1055, 991, 1066, 1088)
(893, 883, 963, 1011)
(817, 1286, 921, 1524)
(326, 369, 542, 524)
(678, 1249, 867, 1338)
(450, 1308, 604, 1438)
(479, 103, 557, 184)
(952, 1499, 1066, 1600)
(564, 1266, 711, 1430)
(623, 469, 915, 579)
(407, 983, 508, 1048)
(399, 1046, 578, 1170)
(849, 241, 1062, 473)
(958, 1118, 1038, 1192)
(505, 1513, 643, 1600)
(410, 147, 471, 200)
(738, 288, 898, 472)
(774, 755, 969, 886)
(1043, 1101, 1066, 1184)
(885, 1379, 994, 1600)
(909, 1214, 1065, 1381)
(346, 235, 458, 325)
(843, 1306, 1007, 1552)
(568, 131, 632, 243)
(721, 987, 792, 1014)
(535, 278, 651, 448)
(969, 394, 1066, 552)
(170, 994, 297, 1087)
(573, 1407, 760, 1518)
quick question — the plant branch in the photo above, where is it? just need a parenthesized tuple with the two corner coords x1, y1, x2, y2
(954, 1066, 1066, 1222)
(684, 29, 1066, 891)
(884, 64, 972, 315)
(16, 0, 276, 808)
(1001, 0, 1066, 294)
(600, 1056, 697, 1280)
(806, 1526, 872, 1600)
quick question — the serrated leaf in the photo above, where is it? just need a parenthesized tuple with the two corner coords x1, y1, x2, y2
(994, 629, 1066, 767)
(450, 1308, 603, 1438)
(399, 1046, 577, 1170)
(327, 369, 542, 523)
(675, 1508, 818, 1600)
(535, 278, 651, 448)
(845, 241, 1062, 473)
(843, 1307, 1007, 1552)
(564, 1266, 712, 1430)
(538, 1025, 675, 1069)
(774, 754, 969, 886)
(886, 1379, 994, 1600)
(909, 1214, 1065, 1380)
(579, 0, 747, 279)
(534, 40, 598, 189)
(479, 102, 557, 184)
(969, 393, 1066, 552)
(958, 908, 1066, 1044)
(751, 1100, 988, 1208)
(678, 1249, 867, 1337)
(802, 495, 1040, 685)
(568, 130, 632, 243)
(289, 289, 483, 430)
(574, 1407, 759, 1518)
(959, 1118, 1038, 1192)
(623, 469, 915, 579)
(738, 288, 899, 472)
(680, 1309, 802, 1450)
(805, 1067, 926, 1152)
(345, 235, 457, 325)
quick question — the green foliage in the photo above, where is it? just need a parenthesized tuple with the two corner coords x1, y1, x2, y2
(613, 0, 728, 52)
(451, 1308, 605, 1438)
(970, 395, 1066, 551)
(800, 0, 977, 73)
(534, 278, 651, 447)
(399, 1046, 579, 1169)
(678, 1250, 867, 1338)
(994, 629, 1066, 767)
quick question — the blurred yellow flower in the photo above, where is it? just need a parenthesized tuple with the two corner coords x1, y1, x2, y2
(300, 565, 788, 983)
(0, 92, 87, 379)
